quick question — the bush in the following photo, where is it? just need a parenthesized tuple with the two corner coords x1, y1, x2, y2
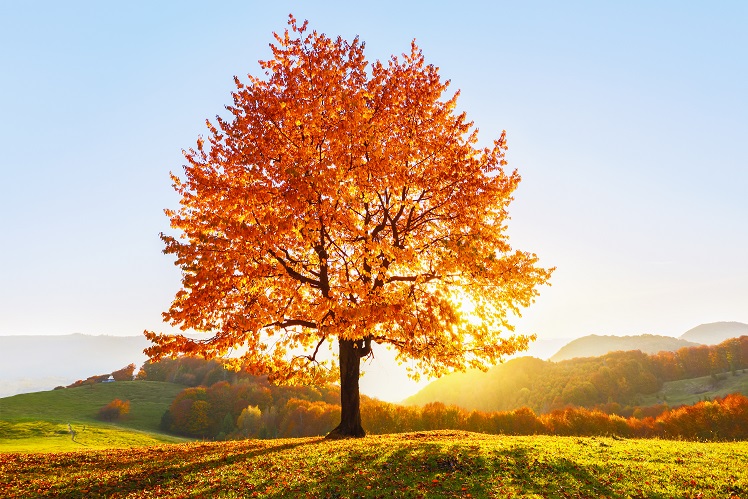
(98, 399, 131, 422)
(112, 363, 136, 381)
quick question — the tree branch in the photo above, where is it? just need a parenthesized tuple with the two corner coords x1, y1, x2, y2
(269, 250, 322, 288)
(267, 319, 318, 329)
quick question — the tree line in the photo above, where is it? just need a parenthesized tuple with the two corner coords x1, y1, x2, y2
(157, 376, 748, 442)
(136, 340, 748, 442)
(407, 336, 748, 413)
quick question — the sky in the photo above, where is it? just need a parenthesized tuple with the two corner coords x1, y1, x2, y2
(1, 1, 746, 401)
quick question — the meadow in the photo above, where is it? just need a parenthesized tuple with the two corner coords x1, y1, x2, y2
(1, 431, 747, 498)
(0, 381, 188, 452)
(639, 371, 748, 408)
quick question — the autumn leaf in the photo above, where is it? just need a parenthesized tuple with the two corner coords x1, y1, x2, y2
(145, 15, 553, 438)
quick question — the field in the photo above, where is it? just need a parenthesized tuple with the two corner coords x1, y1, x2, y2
(0, 381, 188, 452)
(639, 370, 748, 407)
(1, 431, 747, 498)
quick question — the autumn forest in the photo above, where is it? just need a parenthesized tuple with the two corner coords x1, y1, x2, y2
(118, 335, 748, 442)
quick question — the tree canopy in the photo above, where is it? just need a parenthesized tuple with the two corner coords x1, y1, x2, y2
(145, 16, 553, 437)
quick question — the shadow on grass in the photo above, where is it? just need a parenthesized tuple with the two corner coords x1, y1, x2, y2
(7, 436, 689, 498)
(13, 439, 324, 498)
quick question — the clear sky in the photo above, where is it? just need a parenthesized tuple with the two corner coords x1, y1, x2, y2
(1, 2, 746, 401)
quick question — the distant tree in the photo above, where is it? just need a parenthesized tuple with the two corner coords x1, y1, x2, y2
(111, 363, 136, 381)
(168, 387, 208, 436)
(237, 405, 262, 438)
(145, 16, 553, 438)
(187, 400, 211, 437)
(97, 399, 130, 422)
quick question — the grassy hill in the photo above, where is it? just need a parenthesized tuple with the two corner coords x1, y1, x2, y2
(0, 333, 150, 397)
(639, 370, 748, 407)
(0, 381, 188, 452)
(1, 431, 746, 498)
(406, 336, 748, 414)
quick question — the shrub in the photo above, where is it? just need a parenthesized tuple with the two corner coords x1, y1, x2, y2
(98, 399, 131, 421)
(112, 363, 136, 381)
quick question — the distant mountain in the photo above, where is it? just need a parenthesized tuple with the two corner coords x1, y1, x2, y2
(550, 334, 699, 362)
(0, 334, 149, 398)
(505, 337, 572, 362)
(679, 322, 748, 345)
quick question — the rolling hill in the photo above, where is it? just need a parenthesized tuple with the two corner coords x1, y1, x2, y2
(0, 333, 149, 398)
(0, 380, 187, 452)
(550, 333, 698, 362)
(679, 321, 748, 344)
(406, 324, 748, 413)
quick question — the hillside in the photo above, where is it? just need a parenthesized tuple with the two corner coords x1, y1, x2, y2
(405, 336, 748, 413)
(0, 381, 187, 451)
(0, 334, 149, 397)
(404, 356, 547, 412)
(639, 371, 748, 408)
(3, 432, 746, 498)
(550, 333, 698, 362)
(680, 321, 748, 345)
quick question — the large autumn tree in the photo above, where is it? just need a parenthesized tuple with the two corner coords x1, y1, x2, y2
(145, 16, 553, 438)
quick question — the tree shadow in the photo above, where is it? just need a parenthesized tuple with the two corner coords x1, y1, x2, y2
(28, 436, 682, 498)
(40, 438, 326, 498)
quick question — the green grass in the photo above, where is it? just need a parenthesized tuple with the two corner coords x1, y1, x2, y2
(0, 381, 188, 452)
(0, 431, 746, 498)
(0, 420, 185, 452)
(640, 370, 748, 407)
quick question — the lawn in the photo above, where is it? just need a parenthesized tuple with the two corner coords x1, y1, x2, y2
(0, 381, 188, 452)
(639, 370, 748, 407)
(1, 431, 746, 498)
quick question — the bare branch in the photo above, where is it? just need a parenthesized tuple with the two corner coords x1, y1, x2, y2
(269, 249, 322, 288)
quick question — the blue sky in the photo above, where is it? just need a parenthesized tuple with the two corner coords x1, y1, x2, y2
(1, 2, 746, 399)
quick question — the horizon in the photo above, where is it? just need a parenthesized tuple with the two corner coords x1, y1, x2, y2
(4, 319, 743, 339)
(3, 321, 745, 402)
(1, 2, 746, 403)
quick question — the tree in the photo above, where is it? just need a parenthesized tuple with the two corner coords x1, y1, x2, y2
(111, 363, 136, 381)
(237, 405, 263, 438)
(145, 16, 553, 438)
(97, 399, 130, 422)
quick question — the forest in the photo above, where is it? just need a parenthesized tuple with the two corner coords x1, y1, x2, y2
(405, 335, 748, 413)
(127, 336, 748, 441)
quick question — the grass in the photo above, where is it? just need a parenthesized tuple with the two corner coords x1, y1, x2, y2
(0, 381, 188, 452)
(0, 431, 746, 498)
(640, 370, 748, 407)
(0, 420, 185, 452)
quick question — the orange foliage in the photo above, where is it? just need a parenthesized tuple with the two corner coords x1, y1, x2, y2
(97, 399, 130, 422)
(144, 16, 552, 435)
(111, 363, 136, 381)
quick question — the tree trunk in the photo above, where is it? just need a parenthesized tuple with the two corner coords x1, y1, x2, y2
(326, 339, 368, 439)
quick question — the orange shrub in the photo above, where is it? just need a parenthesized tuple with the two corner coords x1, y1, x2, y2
(97, 399, 131, 421)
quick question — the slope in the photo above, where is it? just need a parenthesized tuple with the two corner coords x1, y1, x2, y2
(680, 321, 748, 345)
(405, 335, 748, 413)
(0, 333, 150, 397)
(550, 333, 698, 362)
(0, 381, 187, 451)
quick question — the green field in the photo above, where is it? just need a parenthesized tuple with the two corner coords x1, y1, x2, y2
(640, 370, 748, 407)
(1, 431, 746, 498)
(0, 381, 188, 452)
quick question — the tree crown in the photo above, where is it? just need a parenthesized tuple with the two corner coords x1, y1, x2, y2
(145, 16, 553, 384)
